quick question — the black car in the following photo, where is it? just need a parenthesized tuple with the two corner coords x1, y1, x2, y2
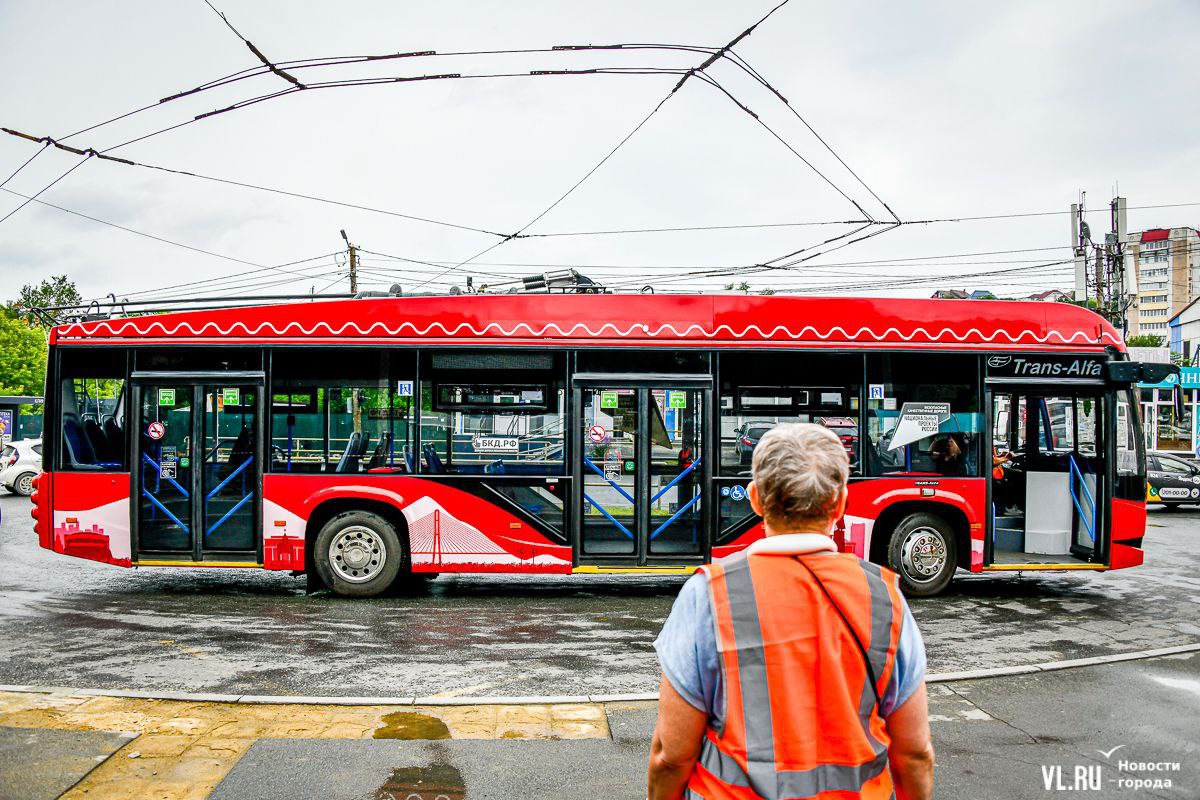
(1147, 452, 1200, 508)
(734, 422, 774, 464)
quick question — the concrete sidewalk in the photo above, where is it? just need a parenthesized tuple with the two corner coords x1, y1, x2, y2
(0, 693, 610, 800)
(2, 651, 1197, 799)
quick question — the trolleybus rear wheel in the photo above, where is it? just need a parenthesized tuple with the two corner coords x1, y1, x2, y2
(314, 511, 405, 597)
(887, 512, 957, 597)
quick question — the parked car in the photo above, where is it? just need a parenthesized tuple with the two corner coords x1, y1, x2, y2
(819, 417, 859, 459)
(1146, 451, 1200, 508)
(1, 438, 43, 496)
(734, 422, 774, 464)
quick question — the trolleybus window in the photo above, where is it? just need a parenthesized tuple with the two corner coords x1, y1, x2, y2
(419, 350, 564, 476)
(57, 348, 128, 470)
(1115, 389, 1145, 490)
(865, 352, 982, 477)
(718, 352, 862, 477)
(269, 349, 415, 474)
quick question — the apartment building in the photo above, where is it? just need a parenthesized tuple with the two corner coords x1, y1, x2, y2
(1129, 227, 1200, 336)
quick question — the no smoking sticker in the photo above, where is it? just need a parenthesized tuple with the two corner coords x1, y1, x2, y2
(147, 421, 165, 440)
(588, 424, 607, 443)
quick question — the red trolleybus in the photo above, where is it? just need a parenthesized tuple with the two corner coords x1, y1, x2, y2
(31, 295, 1175, 596)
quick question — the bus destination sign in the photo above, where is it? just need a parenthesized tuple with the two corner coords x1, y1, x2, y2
(986, 354, 1105, 382)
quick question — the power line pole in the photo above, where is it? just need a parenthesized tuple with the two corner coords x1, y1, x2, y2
(340, 229, 358, 294)
(1109, 196, 1131, 335)
(1072, 194, 1088, 302)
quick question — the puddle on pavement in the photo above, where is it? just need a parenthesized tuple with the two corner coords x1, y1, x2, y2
(373, 711, 452, 740)
(375, 762, 465, 799)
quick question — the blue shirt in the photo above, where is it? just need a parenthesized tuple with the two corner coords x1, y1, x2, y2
(653, 560, 926, 727)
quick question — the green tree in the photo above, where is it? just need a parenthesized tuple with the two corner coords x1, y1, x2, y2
(17, 275, 82, 326)
(1126, 334, 1165, 348)
(0, 306, 48, 396)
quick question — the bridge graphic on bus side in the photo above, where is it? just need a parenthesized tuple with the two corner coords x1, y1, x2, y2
(402, 496, 570, 571)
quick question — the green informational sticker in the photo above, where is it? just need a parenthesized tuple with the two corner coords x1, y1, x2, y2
(668, 391, 687, 409)
(179, 457, 190, 468)
(158, 388, 175, 406)
(222, 388, 240, 405)
(624, 460, 635, 471)
(600, 391, 619, 409)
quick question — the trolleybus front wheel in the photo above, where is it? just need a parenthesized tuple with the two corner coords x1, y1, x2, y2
(313, 511, 405, 597)
(887, 512, 957, 597)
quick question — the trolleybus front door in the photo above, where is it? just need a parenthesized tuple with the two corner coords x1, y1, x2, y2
(134, 380, 262, 562)
(577, 385, 708, 565)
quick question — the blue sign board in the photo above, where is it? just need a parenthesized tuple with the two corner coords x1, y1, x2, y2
(1140, 366, 1200, 390)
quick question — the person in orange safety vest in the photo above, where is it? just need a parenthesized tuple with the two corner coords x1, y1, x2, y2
(648, 423, 934, 800)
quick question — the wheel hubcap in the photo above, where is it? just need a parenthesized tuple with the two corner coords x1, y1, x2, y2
(328, 526, 386, 583)
(17, 475, 33, 494)
(901, 527, 947, 583)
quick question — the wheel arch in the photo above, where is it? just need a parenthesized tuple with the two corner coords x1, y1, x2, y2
(868, 500, 970, 570)
(304, 498, 411, 578)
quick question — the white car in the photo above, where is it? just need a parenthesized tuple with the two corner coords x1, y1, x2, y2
(1, 438, 42, 496)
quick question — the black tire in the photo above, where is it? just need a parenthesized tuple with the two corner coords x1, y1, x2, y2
(13, 472, 36, 497)
(886, 512, 957, 597)
(312, 510, 405, 598)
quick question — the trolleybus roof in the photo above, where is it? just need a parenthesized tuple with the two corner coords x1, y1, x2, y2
(51, 294, 1123, 351)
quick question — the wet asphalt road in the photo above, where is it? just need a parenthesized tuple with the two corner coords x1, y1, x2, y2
(0, 493, 1198, 698)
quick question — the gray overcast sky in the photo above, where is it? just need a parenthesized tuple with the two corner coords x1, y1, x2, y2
(1, 0, 1197, 304)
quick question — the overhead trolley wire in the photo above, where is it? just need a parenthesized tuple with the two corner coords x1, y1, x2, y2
(0, 185, 292, 270)
(413, 0, 806, 289)
(410, 75, 684, 289)
(98, 251, 344, 302)
(0, 140, 51, 189)
(690, 70, 873, 221)
(719, 49, 899, 223)
(0, 127, 506, 237)
(139, 263, 350, 304)
(48, 44, 721, 148)
(201, 0, 306, 88)
(0, 153, 92, 227)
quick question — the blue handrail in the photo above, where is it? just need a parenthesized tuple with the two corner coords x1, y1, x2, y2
(205, 456, 254, 502)
(583, 456, 636, 504)
(651, 493, 701, 540)
(583, 491, 634, 539)
(141, 487, 189, 534)
(206, 491, 255, 536)
(652, 458, 701, 503)
(1067, 455, 1096, 543)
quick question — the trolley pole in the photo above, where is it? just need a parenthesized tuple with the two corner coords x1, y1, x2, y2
(340, 229, 358, 294)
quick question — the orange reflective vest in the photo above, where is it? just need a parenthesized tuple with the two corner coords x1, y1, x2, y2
(686, 550, 906, 800)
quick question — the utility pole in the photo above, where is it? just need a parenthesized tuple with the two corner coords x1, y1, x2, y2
(1110, 196, 1131, 335)
(1072, 194, 1088, 302)
(340, 229, 358, 294)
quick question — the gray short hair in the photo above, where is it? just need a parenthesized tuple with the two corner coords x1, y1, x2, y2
(751, 423, 849, 530)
